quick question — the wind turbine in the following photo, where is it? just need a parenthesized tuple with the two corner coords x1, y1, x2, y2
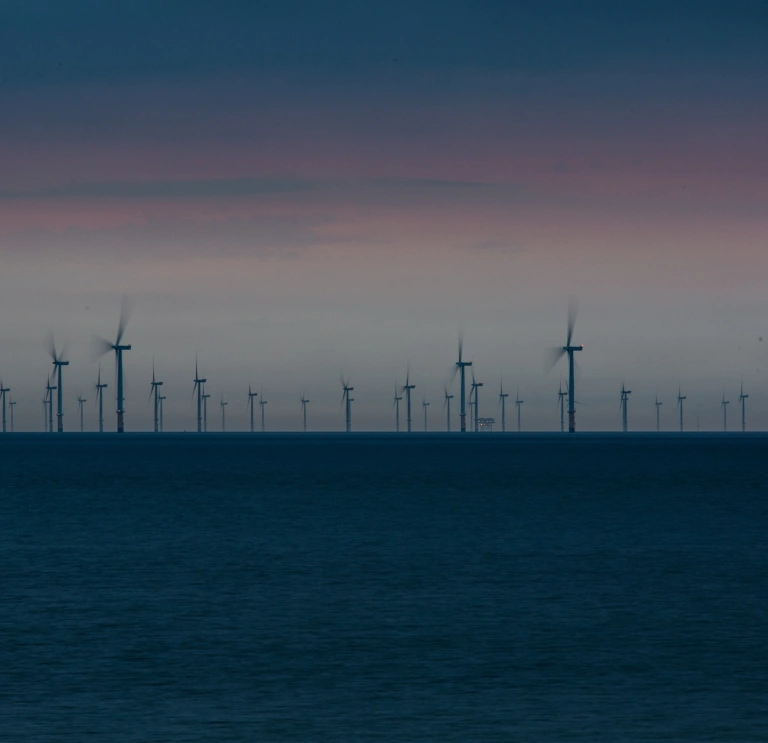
(401, 367, 415, 432)
(43, 394, 48, 432)
(677, 386, 686, 432)
(93, 296, 134, 433)
(9, 399, 16, 432)
(247, 385, 258, 432)
(47, 334, 69, 433)
(149, 360, 163, 433)
(515, 387, 524, 432)
(192, 358, 207, 433)
(549, 298, 583, 432)
(498, 381, 509, 432)
(655, 394, 663, 432)
(422, 398, 430, 431)
(721, 390, 729, 432)
(393, 386, 403, 432)
(202, 389, 211, 432)
(0, 378, 10, 433)
(259, 389, 268, 432)
(340, 374, 354, 432)
(620, 383, 631, 432)
(301, 391, 309, 432)
(45, 373, 57, 434)
(557, 378, 568, 433)
(95, 366, 108, 433)
(470, 372, 483, 432)
(77, 393, 87, 432)
(451, 335, 472, 432)
(158, 395, 166, 432)
(739, 379, 748, 432)
(220, 395, 228, 432)
(443, 387, 453, 432)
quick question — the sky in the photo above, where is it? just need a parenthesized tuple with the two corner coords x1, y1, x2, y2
(1, 1, 767, 432)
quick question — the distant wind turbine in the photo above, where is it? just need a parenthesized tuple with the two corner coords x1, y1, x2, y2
(450, 335, 472, 432)
(498, 380, 509, 432)
(443, 387, 453, 432)
(45, 373, 57, 434)
(301, 391, 309, 432)
(202, 389, 211, 432)
(721, 390, 729, 432)
(470, 371, 483, 432)
(515, 387, 524, 432)
(393, 385, 403, 432)
(340, 374, 354, 432)
(9, 399, 16, 432)
(47, 333, 69, 433)
(92, 296, 134, 433)
(620, 383, 631, 432)
(260, 389, 268, 432)
(220, 395, 228, 432)
(0, 377, 10, 433)
(548, 298, 583, 432)
(739, 379, 748, 432)
(677, 386, 686, 432)
(95, 366, 108, 433)
(149, 360, 163, 433)
(422, 398, 430, 431)
(557, 378, 567, 433)
(77, 393, 87, 432)
(247, 384, 258, 432)
(193, 358, 207, 433)
(655, 394, 663, 432)
(401, 366, 415, 432)
(158, 395, 166, 432)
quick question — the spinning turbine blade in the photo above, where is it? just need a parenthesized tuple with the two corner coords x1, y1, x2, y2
(116, 295, 135, 345)
(567, 296, 579, 346)
(546, 347, 566, 372)
(46, 331, 58, 362)
(91, 335, 113, 361)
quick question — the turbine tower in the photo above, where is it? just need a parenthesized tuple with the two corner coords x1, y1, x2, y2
(340, 375, 354, 433)
(655, 394, 662, 432)
(43, 394, 48, 432)
(193, 358, 207, 433)
(620, 383, 631, 432)
(47, 334, 69, 433)
(260, 389, 268, 432)
(301, 391, 309, 432)
(95, 366, 108, 433)
(247, 385, 258, 432)
(470, 372, 483, 432)
(202, 389, 211, 432)
(393, 386, 403, 432)
(452, 336, 472, 432)
(557, 379, 567, 433)
(401, 367, 415, 433)
(9, 399, 16, 432)
(721, 391, 729, 432)
(150, 361, 163, 433)
(0, 378, 10, 433)
(515, 387, 524, 432)
(498, 381, 509, 432)
(93, 296, 134, 433)
(45, 373, 57, 434)
(677, 386, 686, 432)
(422, 398, 430, 431)
(549, 298, 583, 433)
(443, 387, 453, 432)
(158, 395, 166, 432)
(77, 393, 87, 432)
(739, 380, 748, 432)
(220, 395, 228, 432)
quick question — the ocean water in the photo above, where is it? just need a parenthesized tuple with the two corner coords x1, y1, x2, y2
(2, 433, 767, 741)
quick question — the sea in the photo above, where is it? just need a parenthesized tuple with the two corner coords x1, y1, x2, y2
(2, 433, 767, 741)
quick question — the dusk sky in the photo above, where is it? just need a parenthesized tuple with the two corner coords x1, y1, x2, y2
(1, 1, 767, 431)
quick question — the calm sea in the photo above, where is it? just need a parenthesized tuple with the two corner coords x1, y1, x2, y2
(2, 433, 767, 741)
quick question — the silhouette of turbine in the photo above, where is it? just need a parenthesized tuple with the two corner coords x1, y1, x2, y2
(443, 386, 454, 432)
(301, 391, 309, 432)
(739, 379, 748, 432)
(95, 365, 108, 433)
(655, 394, 663, 432)
(247, 384, 258, 433)
(0, 377, 10, 433)
(9, 399, 15, 432)
(422, 397, 430, 431)
(202, 389, 211, 432)
(340, 374, 354, 432)
(557, 378, 568, 433)
(393, 385, 403, 432)
(192, 358, 207, 433)
(449, 335, 472, 432)
(45, 373, 57, 434)
(721, 390, 729, 432)
(149, 360, 163, 433)
(470, 371, 483, 432)
(548, 298, 583, 432)
(515, 387, 524, 432)
(259, 388, 268, 432)
(47, 333, 69, 433)
(677, 386, 687, 432)
(401, 366, 415, 433)
(220, 395, 228, 432)
(498, 380, 509, 432)
(158, 395, 166, 432)
(77, 393, 87, 432)
(93, 296, 134, 433)
(620, 383, 631, 432)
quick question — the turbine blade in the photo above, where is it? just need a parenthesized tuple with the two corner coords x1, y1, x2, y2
(91, 335, 113, 361)
(116, 294, 135, 345)
(567, 296, 579, 345)
(45, 331, 58, 362)
(546, 347, 566, 372)
(458, 332, 463, 363)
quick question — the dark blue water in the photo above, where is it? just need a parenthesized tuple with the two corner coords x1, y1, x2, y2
(2, 434, 767, 741)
